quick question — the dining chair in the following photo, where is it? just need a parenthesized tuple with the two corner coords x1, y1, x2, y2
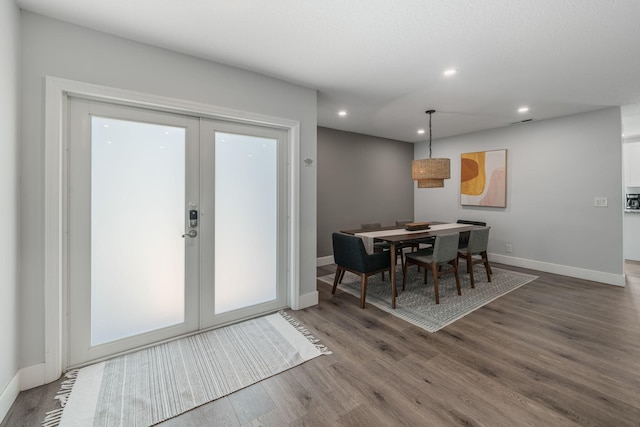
(402, 232, 461, 304)
(456, 219, 487, 248)
(457, 226, 492, 288)
(332, 232, 392, 308)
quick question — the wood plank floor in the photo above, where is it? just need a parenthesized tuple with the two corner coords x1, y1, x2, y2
(3, 262, 640, 426)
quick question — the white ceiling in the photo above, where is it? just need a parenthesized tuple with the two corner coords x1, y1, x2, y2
(15, 0, 640, 142)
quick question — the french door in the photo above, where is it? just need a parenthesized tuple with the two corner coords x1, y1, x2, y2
(67, 98, 288, 367)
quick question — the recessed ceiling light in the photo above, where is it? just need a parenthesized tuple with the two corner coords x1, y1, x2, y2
(443, 68, 457, 76)
(338, 110, 347, 116)
(518, 106, 529, 113)
(417, 129, 425, 135)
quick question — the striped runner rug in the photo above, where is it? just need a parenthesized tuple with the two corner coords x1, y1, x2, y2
(319, 266, 537, 332)
(43, 311, 331, 427)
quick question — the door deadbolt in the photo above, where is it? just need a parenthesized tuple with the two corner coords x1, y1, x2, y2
(189, 209, 198, 228)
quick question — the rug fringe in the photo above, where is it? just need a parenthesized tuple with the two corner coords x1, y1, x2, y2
(41, 369, 79, 427)
(42, 408, 63, 427)
(278, 310, 333, 355)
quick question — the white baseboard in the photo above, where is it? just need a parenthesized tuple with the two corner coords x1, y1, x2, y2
(317, 253, 625, 287)
(0, 363, 49, 424)
(489, 253, 625, 287)
(0, 372, 20, 424)
(317, 255, 334, 267)
(296, 290, 319, 309)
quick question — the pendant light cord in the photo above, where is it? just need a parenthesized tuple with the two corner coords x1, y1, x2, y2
(429, 111, 432, 158)
(426, 109, 435, 159)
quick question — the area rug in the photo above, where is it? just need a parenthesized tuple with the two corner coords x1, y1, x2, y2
(319, 265, 537, 332)
(43, 311, 331, 427)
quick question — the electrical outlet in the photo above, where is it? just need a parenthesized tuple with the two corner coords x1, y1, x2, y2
(594, 197, 608, 207)
(505, 243, 513, 253)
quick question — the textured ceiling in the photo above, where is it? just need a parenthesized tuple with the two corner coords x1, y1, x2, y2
(15, 0, 640, 142)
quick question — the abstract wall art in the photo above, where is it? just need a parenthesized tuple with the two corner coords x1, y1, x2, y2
(460, 149, 507, 207)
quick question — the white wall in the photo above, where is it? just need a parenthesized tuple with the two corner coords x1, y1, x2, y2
(0, 0, 20, 420)
(20, 12, 317, 371)
(415, 108, 624, 284)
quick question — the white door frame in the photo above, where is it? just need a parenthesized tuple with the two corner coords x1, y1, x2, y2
(44, 76, 301, 382)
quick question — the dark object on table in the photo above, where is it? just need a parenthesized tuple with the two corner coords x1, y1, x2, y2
(404, 221, 431, 231)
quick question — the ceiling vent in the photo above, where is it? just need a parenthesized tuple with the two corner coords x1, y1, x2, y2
(509, 118, 534, 125)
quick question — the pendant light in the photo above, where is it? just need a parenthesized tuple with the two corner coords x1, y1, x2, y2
(412, 110, 450, 188)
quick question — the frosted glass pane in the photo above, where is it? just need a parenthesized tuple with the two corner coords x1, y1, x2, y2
(91, 116, 185, 346)
(215, 132, 277, 314)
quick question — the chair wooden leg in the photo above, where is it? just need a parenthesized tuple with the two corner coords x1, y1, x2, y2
(467, 253, 475, 288)
(402, 258, 408, 291)
(482, 251, 492, 282)
(453, 259, 461, 296)
(431, 263, 440, 304)
(332, 267, 342, 294)
(338, 268, 346, 284)
(360, 274, 368, 309)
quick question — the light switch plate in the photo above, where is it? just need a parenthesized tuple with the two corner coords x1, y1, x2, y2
(594, 196, 608, 207)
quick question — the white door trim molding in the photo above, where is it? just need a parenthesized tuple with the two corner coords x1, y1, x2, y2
(44, 76, 301, 383)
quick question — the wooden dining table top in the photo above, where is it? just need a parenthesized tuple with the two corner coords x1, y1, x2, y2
(340, 222, 475, 243)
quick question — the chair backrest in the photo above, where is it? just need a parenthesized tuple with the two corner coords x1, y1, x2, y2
(456, 219, 487, 226)
(467, 227, 490, 254)
(432, 233, 460, 264)
(361, 222, 381, 230)
(332, 232, 368, 272)
(457, 219, 487, 247)
(395, 219, 412, 226)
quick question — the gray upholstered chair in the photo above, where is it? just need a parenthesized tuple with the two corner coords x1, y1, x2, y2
(402, 232, 461, 304)
(457, 226, 492, 288)
(332, 232, 392, 308)
(456, 219, 487, 248)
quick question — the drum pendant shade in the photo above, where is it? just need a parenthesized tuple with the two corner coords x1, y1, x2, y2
(412, 158, 451, 188)
(412, 110, 450, 188)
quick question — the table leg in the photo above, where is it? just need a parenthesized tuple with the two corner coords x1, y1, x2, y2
(390, 241, 397, 309)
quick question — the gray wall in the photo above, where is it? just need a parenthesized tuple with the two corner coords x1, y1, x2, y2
(0, 0, 19, 409)
(414, 108, 624, 281)
(20, 12, 317, 369)
(317, 127, 414, 258)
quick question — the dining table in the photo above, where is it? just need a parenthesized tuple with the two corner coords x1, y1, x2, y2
(340, 222, 475, 309)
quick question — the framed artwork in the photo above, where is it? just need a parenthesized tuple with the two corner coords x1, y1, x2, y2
(460, 149, 507, 207)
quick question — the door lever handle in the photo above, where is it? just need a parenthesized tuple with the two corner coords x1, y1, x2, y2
(182, 230, 198, 238)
